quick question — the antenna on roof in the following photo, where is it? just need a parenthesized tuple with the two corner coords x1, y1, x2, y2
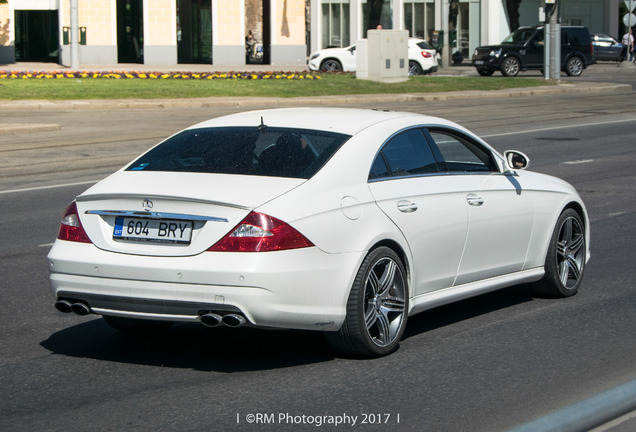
(257, 116, 267, 131)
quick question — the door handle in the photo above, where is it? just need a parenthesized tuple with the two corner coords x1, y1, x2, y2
(466, 193, 484, 206)
(397, 200, 418, 213)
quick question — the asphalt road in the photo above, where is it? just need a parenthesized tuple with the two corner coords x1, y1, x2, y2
(1, 90, 635, 432)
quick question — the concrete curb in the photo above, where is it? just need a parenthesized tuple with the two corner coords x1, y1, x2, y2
(0, 82, 628, 111)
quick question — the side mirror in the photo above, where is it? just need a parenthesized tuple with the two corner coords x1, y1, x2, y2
(504, 150, 530, 170)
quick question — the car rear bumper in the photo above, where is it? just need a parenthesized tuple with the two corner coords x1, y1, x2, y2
(48, 241, 364, 331)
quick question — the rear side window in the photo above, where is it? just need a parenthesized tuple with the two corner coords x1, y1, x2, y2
(369, 128, 440, 180)
(126, 127, 351, 179)
(563, 28, 591, 46)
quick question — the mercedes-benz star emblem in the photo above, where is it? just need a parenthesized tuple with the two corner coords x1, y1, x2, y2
(142, 199, 153, 211)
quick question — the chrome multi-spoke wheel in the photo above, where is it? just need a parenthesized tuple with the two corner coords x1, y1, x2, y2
(325, 247, 408, 357)
(556, 215, 585, 289)
(363, 257, 407, 347)
(532, 209, 586, 297)
(321, 59, 343, 72)
(565, 56, 584, 76)
(408, 61, 422, 76)
(501, 57, 520, 77)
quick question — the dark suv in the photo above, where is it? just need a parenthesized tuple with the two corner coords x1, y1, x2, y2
(472, 25, 594, 77)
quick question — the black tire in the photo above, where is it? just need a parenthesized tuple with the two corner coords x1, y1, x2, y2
(477, 68, 494, 76)
(565, 56, 584, 76)
(532, 208, 586, 298)
(320, 59, 343, 72)
(501, 56, 520, 77)
(103, 315, 172, 334)
(325, 247, 408, 358)
(408, 60, 422, 76)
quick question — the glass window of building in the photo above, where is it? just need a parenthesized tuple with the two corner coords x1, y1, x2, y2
(403, 0, 435, 42)
(322, 0, 350, 48)
(361, 0, 393, 37)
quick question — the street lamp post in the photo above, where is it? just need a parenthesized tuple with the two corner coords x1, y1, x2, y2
(70, 0, 79, 69)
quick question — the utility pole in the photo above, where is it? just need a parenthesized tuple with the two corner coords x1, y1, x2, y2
(626, 0, 635, 61)
(441, 0, 450, 68)
(70, 0, 79, 69)
(544, 0, 560, 80)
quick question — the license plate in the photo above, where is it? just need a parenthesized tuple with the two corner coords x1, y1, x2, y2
(114, 217, 193, 244)
(474, 60, 484, 65)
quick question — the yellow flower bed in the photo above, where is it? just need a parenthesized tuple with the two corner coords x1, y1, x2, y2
(0, 70, 321, 80)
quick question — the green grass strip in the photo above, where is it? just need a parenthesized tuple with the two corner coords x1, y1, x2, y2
(0, 72, 554, 100)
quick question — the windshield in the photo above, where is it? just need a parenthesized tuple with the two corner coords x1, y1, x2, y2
(126, 127, 351, 179)
(501, 27, 541, 44)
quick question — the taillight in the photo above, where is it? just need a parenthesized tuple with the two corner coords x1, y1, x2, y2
(208, 211, 314, 252)
(421, 51, 433, 58)
(57, 201, 92, 243)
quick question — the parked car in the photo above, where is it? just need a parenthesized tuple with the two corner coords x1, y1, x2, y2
(307, 38, 439, 75)
(472, 25, 595, 77)
(48, 108, 589, 358)
(592, 33, 625, 61)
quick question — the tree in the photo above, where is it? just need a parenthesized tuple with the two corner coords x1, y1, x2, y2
(367, 0, 385, 30)
(507, 0, 522, 31)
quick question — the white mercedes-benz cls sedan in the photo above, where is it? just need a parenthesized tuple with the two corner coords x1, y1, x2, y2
(48, 108, 589, 358)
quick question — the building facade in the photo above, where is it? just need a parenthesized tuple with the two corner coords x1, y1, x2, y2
(0, 0, 307, 66)
(312, 0, 620, 62)
(0, 0, 626, 67)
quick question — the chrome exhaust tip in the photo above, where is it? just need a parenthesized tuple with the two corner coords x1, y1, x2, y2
(222, 314, 246, 328)
(70, 302, 91, 316)
(54, 300, 73, 314)
(200, 313, 223, 328)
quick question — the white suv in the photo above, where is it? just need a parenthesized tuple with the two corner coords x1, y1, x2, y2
(308, 38, 439, 75)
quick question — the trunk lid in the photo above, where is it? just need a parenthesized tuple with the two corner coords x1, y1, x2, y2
(75, 171, 304, 256)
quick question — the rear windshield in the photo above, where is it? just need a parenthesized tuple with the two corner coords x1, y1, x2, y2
(416, 41, 434, 50)
(126, 127, 351, 179)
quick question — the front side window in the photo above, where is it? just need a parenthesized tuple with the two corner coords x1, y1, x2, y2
(127, 127, 351, 179)
(426, 129, 498, 173)
(502, 28, 540, 44)
(369, 128, 440, 180)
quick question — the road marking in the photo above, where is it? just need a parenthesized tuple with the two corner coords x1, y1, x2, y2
(0, 180, 99, 195)
(563, 159, 594, 165)
(482, 117, 636, 138)
(38, 243, 54, 248)
(2, 118, 633, 195)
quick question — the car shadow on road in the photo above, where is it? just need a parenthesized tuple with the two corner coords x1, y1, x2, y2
(402, 284, 536, 339)
(40, 285, 536, 370)
(40, 320, 336, 372)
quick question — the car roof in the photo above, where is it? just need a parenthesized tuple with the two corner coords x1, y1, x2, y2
(187, 108, 449, 136)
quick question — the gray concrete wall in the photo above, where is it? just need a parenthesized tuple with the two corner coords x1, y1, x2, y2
(213, 45, 246, 66)
(144, 45, 178, 65)
(270, 44, 306, 65)
(60, 45, 117, 67)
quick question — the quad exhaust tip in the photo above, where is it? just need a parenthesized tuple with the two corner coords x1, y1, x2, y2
(222, 314, 247, 328)
(55, 300, 73, 314)
(200, 313, 247, 328)
(55, 300, 91, 316)
(200, 313, 223, 328)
